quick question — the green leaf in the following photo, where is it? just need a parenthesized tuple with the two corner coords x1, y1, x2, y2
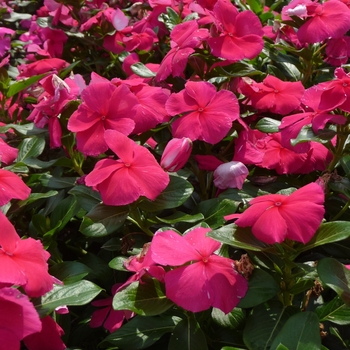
(194, 198, 238, 229)
(40, 174, 77, 189)
(255, 117, 281, 133)
(208, 224, 270, 252)
(168, 315, 208, 350)
(109, 256, 128, 271)
(138, 175, 193, 212)
(238, 269, 280, 308)
(317, 258, 350, 306)
(22, 157, 60, 169)
(329, 178, 350, 199)
(17, 190, 58, 207)
(68, 185, 101, 211)
(290, 125, 335, 146)
(17, 136, 45, 162)
(0, 123, 45, 136)
(270, 312, 321, 350)
(246, 0, 263, 14)
(156, 211, 204, 224)
(131, 62, 156, 78)
(211, 308, 246, 330)
(243, 301, 297, 350)
(113, 280, 173, 316)
(80, 203, 128, 237)
(50, 262, 92, 284)
(340, 155, 350, 176)
(298, 222, 350, 252)
(315, 297, 350, 325)
(219, 62, 263, 77)
(37, 280, 102, 317)
(7, 73, 48, 97)
(101, 315, 181, 349)
(50, 195, 78, 233)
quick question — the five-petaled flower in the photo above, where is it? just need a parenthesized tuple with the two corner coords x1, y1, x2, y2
(225, 183, 325, 244)
(85, 130, 169, 206)
(151, 227, 248, 313)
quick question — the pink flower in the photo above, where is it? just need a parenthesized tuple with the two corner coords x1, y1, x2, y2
(0, 169, 31, 205)
(67, 81, 138, 156)
(207, 0, 264, 61)
(90, 284, 133, 333)
(151, 227, 248, 313)
(23, 316, 66, 350)
(156, 20, 208, 81)
(161, 138, 192, 172)
(225, 183, 325, 244)
(17, 58, 68, 78)
(297, 0, 350, 44)
(325, 36, 350, 66)
(166, 81, 240, 144)
(85, 130, 169, 206)
(318, 68, 350, 113)
(0, 287, 41, 350)
(240, 75, 305, 115)
(214, 161, 249, 190)
(0, 212, 54, 297)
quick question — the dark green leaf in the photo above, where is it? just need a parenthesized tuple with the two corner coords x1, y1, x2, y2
(156, 211, 204, 224)
(109, 256, 128, 271)
(255, 117, 281, 133)
(0, 123, 45, 136)
(69, 185, 101, 211)
(208, 224, 270, 252)
(80, 203, 128, 237)
(168, 315, 208, 350)
(317, 258, 350, 306)
(101, 315, 181, 349)
(50, 195, 78, 233)
(113, 280, 173, 316)
(211, 308, 245, 330)
(17, 190, 58, 207)
(17, 136, 45, 162)
(40, 174, 77, 189)
(238, 269, 280, 308)
(315, 297, 350, 325)
(138, 175, 193, 212)
(7, 73, 48, 97)
(270, 312, 321, 350)
(340, 155, 350, 176)
(194, 198, 238, 229)
(131, 62, 156, 78)
(243, 301, 297, 350)
(298, 222, 350, 252)
(37, 280, 102, 317)
(290, 125, 335, 146)
(50, 262, 92, 284)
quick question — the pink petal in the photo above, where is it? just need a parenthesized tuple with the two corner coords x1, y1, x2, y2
(286, 182, 324, 205)
(13, 238, 53, 297)
(85, 159, 124, 187)
(75, 121, 108, 156)
(96, 167, 141, 205)
(0, 287, 41, 341)
(252, 207, 288, 244)
(164, 263, 213, 312)
(182, 227, 219, 257)
(280, 202, 324, 243)
(205, 255, 248, 313)
(67, 104, 101, 132)
(185, 81, 217, 108)
(0, 169, 31, 205)
(151, 230, 201, 266)
(90, 307, 110, 328)
(165, 89, 197, 116)
(23, 316, 66, 350)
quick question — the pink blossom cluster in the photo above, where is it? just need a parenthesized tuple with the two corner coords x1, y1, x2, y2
(0, 170, 65, 349)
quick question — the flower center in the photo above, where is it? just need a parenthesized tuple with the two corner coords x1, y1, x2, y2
(343, 83, 348, 87)
(198, 107, 204, 112)
(101, 115, 106, 121)
(274, 201, 282, 207)
(124, 163, 131, 167)
(228, 32, 233, 37)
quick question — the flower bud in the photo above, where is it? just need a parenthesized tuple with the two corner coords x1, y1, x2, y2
(213, 161, 249, 190)
(160, 138, 192, 172)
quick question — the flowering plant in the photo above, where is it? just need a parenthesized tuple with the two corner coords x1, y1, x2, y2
(2, 0, 350, 348)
